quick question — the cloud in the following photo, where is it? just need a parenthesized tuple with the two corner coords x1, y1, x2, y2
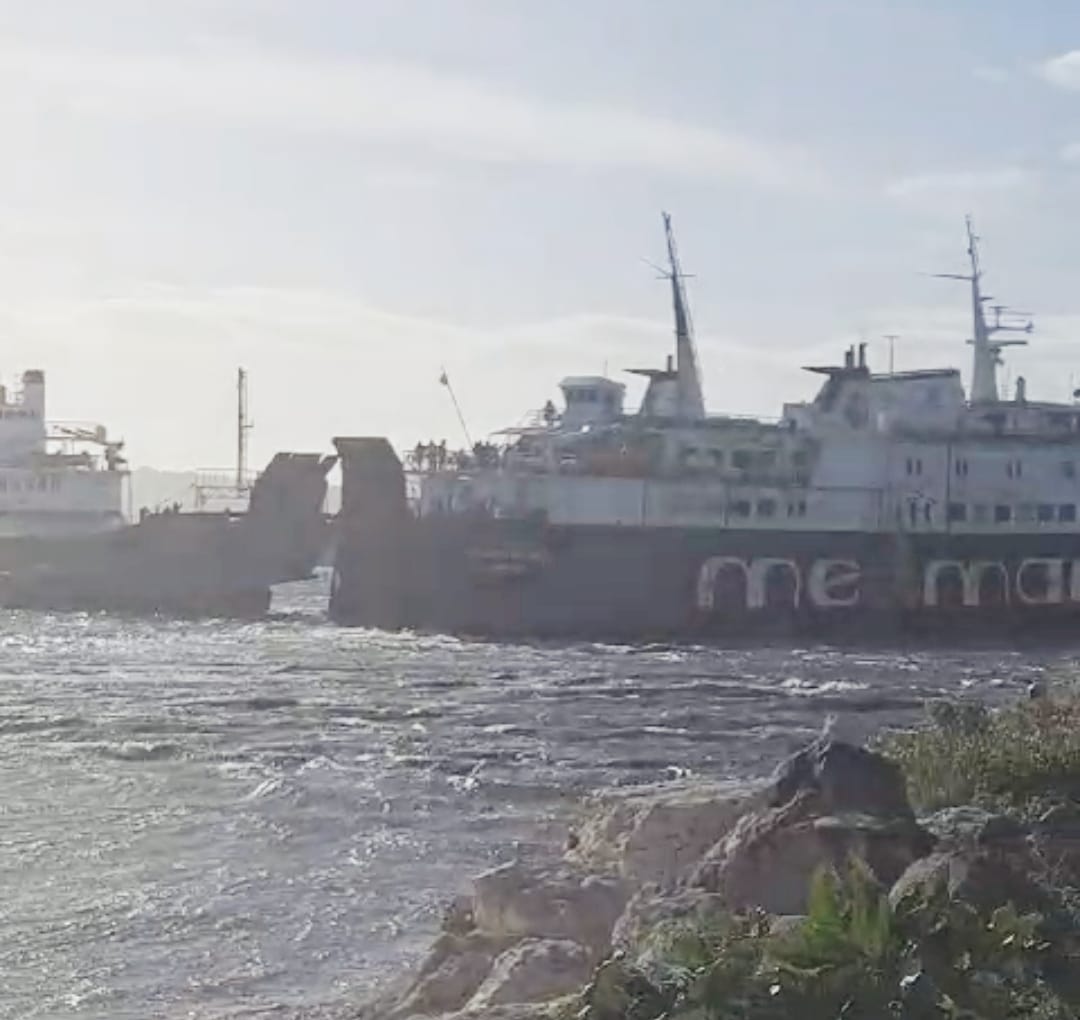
(883, 168, 1036, 211)
(1037, 50, 1080, 89)
(1062, 142, 1080, 164)
(0, 39, 818, 190)
(0, 275, 829, 468)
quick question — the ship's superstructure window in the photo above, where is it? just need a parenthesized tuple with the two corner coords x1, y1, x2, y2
(905, 457, 923, 476)
(994, 504, 1012, 523)
(973, 504, 989, 523)
(1006, 459, 1023, 479)
(1061, 504, 1077, 523)
(709, 449, 723, 466)
(947, 502, 966, 522)
(1017, 504, 1035, 524)
(757, 450, 777, 470)
(730, 499, 751, 518)
(786, 500, 807, 518)
(756, 498, 777, 518)
(954, 457, 969, 477)
(1064, 460, 1076, 479)
(732, 450, 752, 470)
(1038, 504, 1055, 523)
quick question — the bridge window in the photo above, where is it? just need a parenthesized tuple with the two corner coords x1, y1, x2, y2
(947, 502, 966, 522)
(994, 504, 1012, 523)
(756, 498, 777, 518)
(905, 457, 924, 476)
(757, 450, 777, 470)
(791, 450, 809, 469)
(972, 504, 988, 523)
(1061, 504, 1077, 523)
(1017, 504, 1035, 523)
(709, 449, 724, 466)
(1038, 504, 1055, 523)
(954, 458, 969, 477)
(1006, 459, 1023, 479)
(729, 499, 751, 518)
(732, 450, 752, 470)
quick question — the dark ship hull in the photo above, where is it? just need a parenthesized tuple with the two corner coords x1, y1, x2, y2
(329, 440, 1080, 644)
(0, 452, 335, 618)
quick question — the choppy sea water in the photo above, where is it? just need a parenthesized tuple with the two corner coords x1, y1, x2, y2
(0, 573, 1072, 1019)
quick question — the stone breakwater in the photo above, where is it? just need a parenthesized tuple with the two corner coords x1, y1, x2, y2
(358, 738, 964, 1019)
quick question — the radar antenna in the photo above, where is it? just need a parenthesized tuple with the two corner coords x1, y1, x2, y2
(933, 216, 1031, 403)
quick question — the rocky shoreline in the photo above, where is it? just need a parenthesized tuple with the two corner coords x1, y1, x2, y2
(359, 693, 1080, 1019)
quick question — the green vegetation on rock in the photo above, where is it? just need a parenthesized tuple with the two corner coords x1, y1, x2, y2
(575, 861, 1080, 1019)
(876, 693, 1080, 813)
(570, 691, 1080, 1020)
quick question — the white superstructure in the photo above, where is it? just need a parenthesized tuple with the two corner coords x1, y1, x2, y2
(0, 370, 127, 537)
(410, 217, 1080, 541)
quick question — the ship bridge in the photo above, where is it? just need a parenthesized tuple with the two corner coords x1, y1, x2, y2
(558, 376, 625, 428)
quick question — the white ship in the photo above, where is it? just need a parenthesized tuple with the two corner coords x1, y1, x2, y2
(0, 369, 334, 617)
(331, 216, 1080, 642)
(0, 370, 127, 537)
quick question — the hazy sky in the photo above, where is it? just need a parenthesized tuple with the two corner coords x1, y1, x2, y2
(4, 1, 1080, 468)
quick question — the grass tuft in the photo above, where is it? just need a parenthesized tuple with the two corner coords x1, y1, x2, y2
(877, 691, 1080, 812)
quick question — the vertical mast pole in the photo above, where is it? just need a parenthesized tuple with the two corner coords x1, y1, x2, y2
(662, 212, 706, 420)
(236, 367, 250, 491)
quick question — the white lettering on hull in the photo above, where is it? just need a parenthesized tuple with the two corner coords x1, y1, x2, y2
(697, 556, 857, 611)
(808, 559, 861, 607)
(696, 556, 1080, 613)
(1016, 558, 1065, 606)
(922, 561, 1010, 607)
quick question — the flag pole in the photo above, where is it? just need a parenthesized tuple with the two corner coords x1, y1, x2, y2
(440, 367, 473, 448)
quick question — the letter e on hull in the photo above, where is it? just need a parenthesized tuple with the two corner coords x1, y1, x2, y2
(808, 559, 861, 608)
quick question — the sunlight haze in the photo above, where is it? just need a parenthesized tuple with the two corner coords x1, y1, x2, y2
(2, 0, 1080, 468)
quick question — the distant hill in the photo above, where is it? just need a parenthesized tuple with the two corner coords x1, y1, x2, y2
(129, 467, 340, 517)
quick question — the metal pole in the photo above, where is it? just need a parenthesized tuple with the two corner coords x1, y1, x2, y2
(884, 334, 899, 376)
(441, 367, 473, 448)
(236, 368, 243, 490)
(236, 367, 250, 490)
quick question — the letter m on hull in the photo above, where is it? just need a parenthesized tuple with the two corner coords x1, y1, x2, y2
(696, 556, 800, 612)
(923, 560, 1009, 608)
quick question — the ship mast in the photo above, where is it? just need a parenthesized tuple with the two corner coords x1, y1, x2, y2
(662, 212, 706, 420)
(236, 367, 252, 490)
(936, 216, 1031, 403)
